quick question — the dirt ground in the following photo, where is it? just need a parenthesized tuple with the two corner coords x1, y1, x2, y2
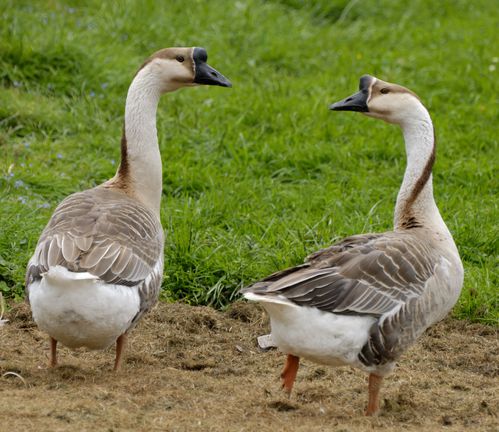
(0, 301, 497, 432)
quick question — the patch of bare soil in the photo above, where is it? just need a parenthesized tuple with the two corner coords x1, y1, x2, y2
(0, 301, 497, 431)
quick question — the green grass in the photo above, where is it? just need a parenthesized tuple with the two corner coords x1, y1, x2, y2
(0, 0, 497, 324)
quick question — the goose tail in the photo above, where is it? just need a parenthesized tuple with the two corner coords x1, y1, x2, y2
(42, 265, 99, 285)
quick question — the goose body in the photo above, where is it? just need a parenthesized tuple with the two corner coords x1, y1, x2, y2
(242, 75, 463, 414)
(26, 47, 231, 368)
(27, 188, 163, 351)
(28, 266, 141, 350)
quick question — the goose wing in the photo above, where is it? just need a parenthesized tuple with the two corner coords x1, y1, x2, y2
(25, 188, 164, 296)
(242, 231, 438, 317)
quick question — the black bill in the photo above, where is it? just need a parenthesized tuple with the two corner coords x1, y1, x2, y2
(329, 75, 373, 112)
(329, 90, 369, 112)
(193, 47, 232, 87)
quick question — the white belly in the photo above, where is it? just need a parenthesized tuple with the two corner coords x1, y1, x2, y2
(29, 266, 140, 349)
(261, 300, 376, 369)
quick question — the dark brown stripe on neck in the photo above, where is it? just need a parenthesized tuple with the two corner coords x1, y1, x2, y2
(400, 126, 436, 228)
(117, 123, 129, 181)
(399, 216, 423, 229)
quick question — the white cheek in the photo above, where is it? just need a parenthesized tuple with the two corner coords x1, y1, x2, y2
(368, 95, 408, 121)
(154, 60, 193, 91)
(373, 97, 395, 111)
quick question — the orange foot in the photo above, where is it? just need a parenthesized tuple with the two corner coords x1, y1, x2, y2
(49, 337, 58, 368)
(365, 373, 383, 416)
(280, 354, 300, 395)
(113, 333, 128, 371)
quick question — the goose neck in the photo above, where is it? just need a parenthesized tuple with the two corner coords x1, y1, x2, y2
(394, 108, 442, 231)
(116, 67, 163, 215)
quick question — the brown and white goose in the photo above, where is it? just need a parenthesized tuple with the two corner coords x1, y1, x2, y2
(26, 47, 231, 370)
(241, 75, 463, 415)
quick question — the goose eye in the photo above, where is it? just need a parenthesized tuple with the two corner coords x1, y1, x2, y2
(380, 88, 390, 94)
(176, 55, 185, 63)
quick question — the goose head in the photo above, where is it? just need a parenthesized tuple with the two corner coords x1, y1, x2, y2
(329, 75, 422, 125)
(139, 47, 231, 93)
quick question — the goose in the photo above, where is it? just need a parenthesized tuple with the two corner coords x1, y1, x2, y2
(25, 47, 231, 370)
(241, 75, 463, 415)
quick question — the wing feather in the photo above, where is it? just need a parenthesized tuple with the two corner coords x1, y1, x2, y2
(61, 235, 79, 262)
(111, 247, 133, 275)
(74, 236, 92, 252)
(47, 238, 62, 267)
(242, 231, 438, 317)
(26, 188, 164, 292)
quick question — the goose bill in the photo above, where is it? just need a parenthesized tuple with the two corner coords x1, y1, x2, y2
(193, 47, 232, 87)
(329, 90, 369, 112)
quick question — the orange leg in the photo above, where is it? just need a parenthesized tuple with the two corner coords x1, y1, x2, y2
(113, 333, 127, 371)
(280, 354, 300, 395)
(365, 373, 383, 416)
(49, 337, 58, 368)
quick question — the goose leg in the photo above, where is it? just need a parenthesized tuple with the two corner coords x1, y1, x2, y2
(49, 337, 58, 367)
(281, 354, 300, 395)
(113, 333, 127, 371)
(365, 373, 383, 416)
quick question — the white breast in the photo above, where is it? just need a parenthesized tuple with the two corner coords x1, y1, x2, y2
(29, 266, 140, 349)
